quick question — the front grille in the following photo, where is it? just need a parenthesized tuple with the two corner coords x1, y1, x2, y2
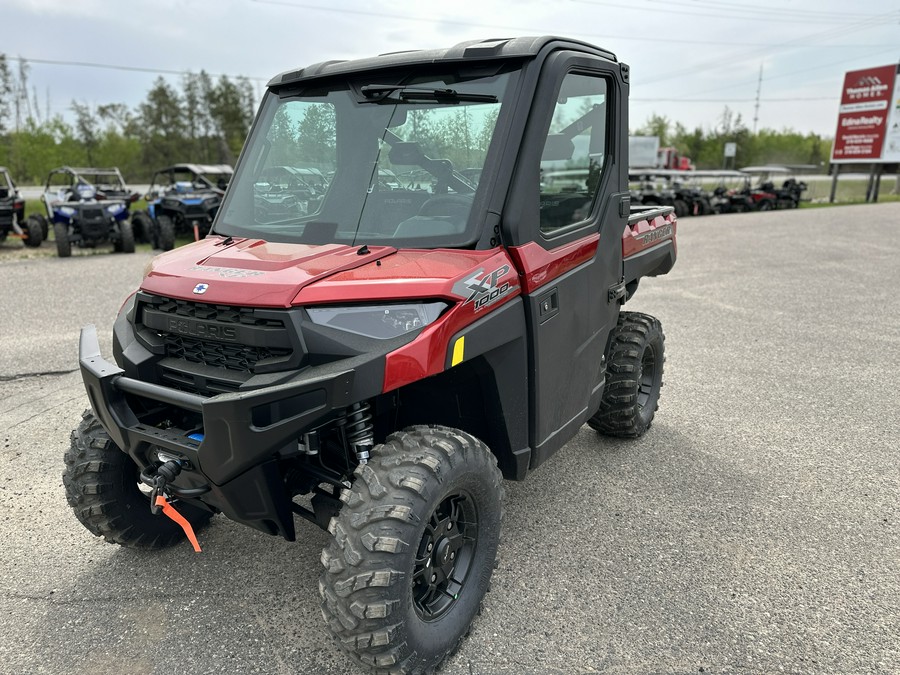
(184, 204, 208, 217)
(153, 298, 284, 328)
(164, 334, 291, 371)
(82, 208, 104, 220)
(137, 296, 299, 394)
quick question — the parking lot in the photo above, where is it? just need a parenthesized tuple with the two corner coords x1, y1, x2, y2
(1, 203, 898, 674)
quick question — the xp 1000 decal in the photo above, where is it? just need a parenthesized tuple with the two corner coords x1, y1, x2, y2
(454, 264, 514, 312)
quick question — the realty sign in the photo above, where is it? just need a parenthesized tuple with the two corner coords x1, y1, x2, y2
(831, 63, 900, 163)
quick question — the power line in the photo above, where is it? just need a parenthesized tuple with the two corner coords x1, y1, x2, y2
(631, 96, 838, 103)
(8, 56, 269, 82)
(637, 10, 899, 85)
(570, 0, 879, 24)
(658, 44, 900, 101)
(248, 0, 897, 48)
(690, 0, 867, 18)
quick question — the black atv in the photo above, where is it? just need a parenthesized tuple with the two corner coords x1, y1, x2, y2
(0, 167, 43, 248)
(132, 164, 233, 250)
(771, 178, 808, 209)
(40, 167, 137, 257)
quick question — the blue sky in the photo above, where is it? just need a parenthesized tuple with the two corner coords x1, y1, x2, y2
(4, 0, 900, 137)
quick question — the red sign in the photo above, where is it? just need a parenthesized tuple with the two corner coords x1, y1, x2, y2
(831, 64, 898, 163)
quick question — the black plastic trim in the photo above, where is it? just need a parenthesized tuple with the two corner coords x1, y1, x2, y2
(623, 239, 676, 284)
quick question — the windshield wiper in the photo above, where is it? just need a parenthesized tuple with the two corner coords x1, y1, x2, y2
(360, 84, 497, 103)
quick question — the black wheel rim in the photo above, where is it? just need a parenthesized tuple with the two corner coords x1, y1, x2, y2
(636, 344, 659, 411)
(412, 491, 478, 621)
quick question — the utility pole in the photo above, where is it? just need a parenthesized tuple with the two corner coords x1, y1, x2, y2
(753, 63, 763, 134)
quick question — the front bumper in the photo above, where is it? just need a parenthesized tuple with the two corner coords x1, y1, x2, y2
(79, 324, 360, 539)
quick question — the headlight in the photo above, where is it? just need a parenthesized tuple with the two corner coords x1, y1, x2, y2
(307, 302, 447, 339)
(59, 206, 76, 217)
(107, 203, 125, 215)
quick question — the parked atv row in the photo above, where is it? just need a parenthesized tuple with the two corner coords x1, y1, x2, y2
(3, 164, 233, 256)
(630, 169, 808, 217)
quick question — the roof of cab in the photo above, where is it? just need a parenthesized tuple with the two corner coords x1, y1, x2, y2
(268, 36, 617, 88)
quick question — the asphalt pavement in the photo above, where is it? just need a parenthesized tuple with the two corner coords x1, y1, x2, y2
(0, 204, 898, 674)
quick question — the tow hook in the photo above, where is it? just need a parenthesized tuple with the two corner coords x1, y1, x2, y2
(141, 459, 203, 553)
(145, 459, 184, 515)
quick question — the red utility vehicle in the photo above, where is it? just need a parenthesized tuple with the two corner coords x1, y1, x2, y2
(66, 36, 677, 673)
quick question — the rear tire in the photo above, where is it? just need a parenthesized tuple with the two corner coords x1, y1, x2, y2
(156, 214, 175, 251)
(320, 425, 503, 674)
(54, 222, 71, 257)
(32, 213, 49, 240)
(24, 216, 43, 247)
(63, 410, 213, 549)
(131, 211, 153, 244)
(589, 312, 665, 438)
(673, 199, 689, 218)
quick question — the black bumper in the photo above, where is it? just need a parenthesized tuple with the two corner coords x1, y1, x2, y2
(79, 324, 360, 540)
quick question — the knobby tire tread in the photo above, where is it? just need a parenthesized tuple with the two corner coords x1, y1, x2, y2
(319, 425, 503, 674)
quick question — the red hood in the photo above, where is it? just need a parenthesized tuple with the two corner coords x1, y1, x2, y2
(141, 238, 397, 307)
(141, 237, 508, 307)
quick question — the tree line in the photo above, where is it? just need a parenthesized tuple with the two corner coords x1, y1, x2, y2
(634, 109, 830, 170)
(0, 55, 256, 183)
(1, 54, 833, 185)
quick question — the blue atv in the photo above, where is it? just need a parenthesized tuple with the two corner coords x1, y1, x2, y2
(131, 164, 232, 250)
(40, 167, 138, 258)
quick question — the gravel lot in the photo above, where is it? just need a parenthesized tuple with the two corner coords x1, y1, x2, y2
(1, 204, 898, 674)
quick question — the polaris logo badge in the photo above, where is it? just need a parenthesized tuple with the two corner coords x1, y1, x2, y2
(167, 319, 237, 341)
(193, 283, 209, 294)
(457, 265, 512, 312)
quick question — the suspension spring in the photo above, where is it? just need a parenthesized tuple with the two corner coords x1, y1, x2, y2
(345, 401, 374, 464)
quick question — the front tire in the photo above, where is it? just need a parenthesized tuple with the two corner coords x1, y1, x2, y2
(54, 221, 71, 257)
(589, 312, 665, 438)
(63, 410, 213, 549)
(320, 426, 503, 673)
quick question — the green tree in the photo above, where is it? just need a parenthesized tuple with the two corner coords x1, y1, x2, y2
(138, 77, 186, 168)
(207, 75, 256, 163)
(0, 55, 13, 134)
(296, 103, 336, 168)
(71, 101, 100, 165)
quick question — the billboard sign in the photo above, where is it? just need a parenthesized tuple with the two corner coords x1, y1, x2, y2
(831, 63, 900, 163)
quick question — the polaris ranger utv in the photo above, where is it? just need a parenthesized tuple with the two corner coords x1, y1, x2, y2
(66, 36, 676, 674)
(132, 163, 233, 250)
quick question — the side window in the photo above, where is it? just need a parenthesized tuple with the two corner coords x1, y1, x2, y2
(539, 73, 608, 234)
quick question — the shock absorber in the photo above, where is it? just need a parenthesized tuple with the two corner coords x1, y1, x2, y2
(345, 401, 374, 465)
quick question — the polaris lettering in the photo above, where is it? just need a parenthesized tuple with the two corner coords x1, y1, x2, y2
(167, 319, 237, 341)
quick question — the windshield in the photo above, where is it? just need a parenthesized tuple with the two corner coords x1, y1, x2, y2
(215, 68, 515, 247)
